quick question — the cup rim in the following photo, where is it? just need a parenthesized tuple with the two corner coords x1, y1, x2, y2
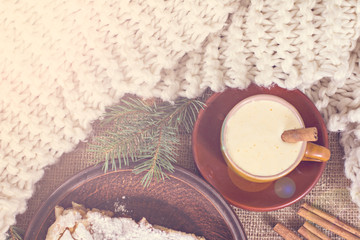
(220, 94, 307, 182)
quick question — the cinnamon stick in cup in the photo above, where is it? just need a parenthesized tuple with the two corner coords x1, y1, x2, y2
(282, 127, 318, 143)
(281, 127, 330, 162)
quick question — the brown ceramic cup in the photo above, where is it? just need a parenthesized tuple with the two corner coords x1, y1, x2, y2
(220, 94, 330, 183)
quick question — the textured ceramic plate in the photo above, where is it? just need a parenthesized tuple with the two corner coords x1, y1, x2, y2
(192, 84, 328, 211)
(25, 163, 247, 240)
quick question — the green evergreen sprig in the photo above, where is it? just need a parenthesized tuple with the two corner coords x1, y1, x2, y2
(6, 226, 24, 240)
(89, 96, 205, 187)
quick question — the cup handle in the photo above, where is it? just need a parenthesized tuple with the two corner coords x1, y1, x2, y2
(302, 142, 331, 162)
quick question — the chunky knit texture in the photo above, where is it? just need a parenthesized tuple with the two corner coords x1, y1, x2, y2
(0, 0, 360, 239)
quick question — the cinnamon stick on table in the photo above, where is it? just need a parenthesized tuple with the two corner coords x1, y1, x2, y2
(297, 203, 360, 240)
(273, 223, 302, 240)
(301, 203, 360, 238)
(281, 127, 318, 143)
(297, 225, 322, 240)
(299, 221, 331, 240)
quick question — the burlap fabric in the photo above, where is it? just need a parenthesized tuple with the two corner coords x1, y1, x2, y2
(2, 1, 360, 238)
(15, 94, 360, 240)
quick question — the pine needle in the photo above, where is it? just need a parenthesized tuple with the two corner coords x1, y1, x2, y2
(6, 226, 24, 240)
(89, 96, 205, 187)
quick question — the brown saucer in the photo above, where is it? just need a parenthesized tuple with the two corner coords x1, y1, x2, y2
(192, 84, 328, 211)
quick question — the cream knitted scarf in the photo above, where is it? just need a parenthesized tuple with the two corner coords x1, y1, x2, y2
(1, 0, 359, 239)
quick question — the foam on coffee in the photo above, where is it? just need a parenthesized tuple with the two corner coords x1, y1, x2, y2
(223, 97, 303, 177)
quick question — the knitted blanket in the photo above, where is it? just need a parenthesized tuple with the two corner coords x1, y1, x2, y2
(1, 0, 359, 238)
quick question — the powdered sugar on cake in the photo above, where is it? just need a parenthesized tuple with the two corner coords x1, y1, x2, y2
(46, 203, 205, 240)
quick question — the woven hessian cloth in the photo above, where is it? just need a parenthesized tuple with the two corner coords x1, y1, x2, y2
(16, 107, 360, 239)
(1, 0, 360, 239)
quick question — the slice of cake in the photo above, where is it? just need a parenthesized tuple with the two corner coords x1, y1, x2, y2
(46, 202, 206, 240)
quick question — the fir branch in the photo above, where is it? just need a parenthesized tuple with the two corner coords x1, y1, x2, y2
(170, 98, 205, 133)
(90, 120, 153, 171)
(134, 125, 179, 187)
(89, 98, 158, 169)
(100, 98, 157, 127)
(6, 226, 24, 240)
(89, 96, 205, 186)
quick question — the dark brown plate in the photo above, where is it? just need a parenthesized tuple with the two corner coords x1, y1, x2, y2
(192, 84, 328, 211)
(25, 163, 247, 240)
